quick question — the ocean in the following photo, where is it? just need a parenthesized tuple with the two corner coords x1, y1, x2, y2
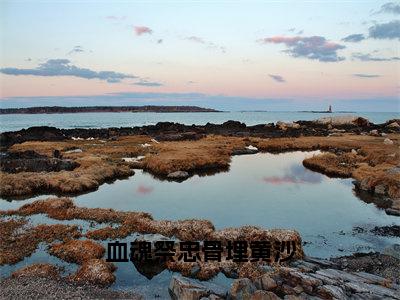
(0, 111, 398, 132)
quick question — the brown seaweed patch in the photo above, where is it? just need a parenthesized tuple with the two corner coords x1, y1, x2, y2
(11, 263, 61, 280)
(49, 239, 105, 264)
(69, 259, 116, 286)
(0, 218, 81, 265)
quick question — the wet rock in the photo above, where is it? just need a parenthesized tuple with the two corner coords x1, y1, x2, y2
(303, 257, 337, 268)
(371, 225, 400, 237)
(260, 274, 278, 291)
(49, 239, 105, 264)
(331, 252, 400, 284)
(383, 138, 394, 145)
(383, 244, 400, 260)
(356, 178, 370, 192)
(11, 264, 60, 280)
(250, 290, 280, 300)
(69, 259, 116, 286)
(387, 122, 400, 128)
(285, 270, 322, 293)
(386, 208, 400, 216)
(230, 278, 257, 300)
(167, 171, 190, 179)
(317, 284, 346, 299)
(169, 275, 228, 300)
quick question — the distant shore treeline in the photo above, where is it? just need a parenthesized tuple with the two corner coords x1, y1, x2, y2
(0, 106, 220, 114)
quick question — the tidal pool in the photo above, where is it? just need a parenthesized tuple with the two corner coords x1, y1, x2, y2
(67, 151, 399, 258)
(1, 151, 399, 298)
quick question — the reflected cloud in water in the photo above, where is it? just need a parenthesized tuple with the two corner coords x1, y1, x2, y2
(136, 185, 154, 195)
(262, 164, 323, 185)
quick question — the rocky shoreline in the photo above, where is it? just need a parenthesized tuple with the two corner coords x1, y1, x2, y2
(1, 116, 398, 149)
(1, 197, 399, 299)
(1, 252, 399, 299)
(1, 116, 399, 214)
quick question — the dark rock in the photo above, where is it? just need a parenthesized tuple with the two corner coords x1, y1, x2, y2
(250, 290, 280, 300)
(371, 225, 400, 237)
(0, 151, 79, 173)
(385, 208, 400, 216)
(232, 148, 258, 155)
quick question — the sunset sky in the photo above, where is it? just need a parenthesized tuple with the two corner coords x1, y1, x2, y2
(0, 1, 399, 111)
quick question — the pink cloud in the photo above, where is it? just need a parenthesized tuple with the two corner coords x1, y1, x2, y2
(134, 26, 153, 36)
(136, 185, 154, 194)
(259, 36, 302, 45)
(257, 35, 345, 62)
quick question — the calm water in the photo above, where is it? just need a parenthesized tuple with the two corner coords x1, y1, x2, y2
(1, 111, 398, 132)
(1, 151, 399, 297)
(1, 152, 398, 257)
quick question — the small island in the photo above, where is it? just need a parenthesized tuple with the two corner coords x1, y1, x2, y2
(0, 105, 220, 114)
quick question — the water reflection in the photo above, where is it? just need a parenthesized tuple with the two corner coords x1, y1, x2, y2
(262, 164, 323, 185)
(1, 151, 399, 260)
(136, 185, 154, 195)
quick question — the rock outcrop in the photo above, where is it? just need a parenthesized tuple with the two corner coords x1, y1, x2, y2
(0, 150, 79, 173)
(169, 255, 400, 300)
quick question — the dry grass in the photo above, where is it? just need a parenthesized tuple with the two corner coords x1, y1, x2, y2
(11, 264, 61, 280)
(49, 239, 105, 264)
(0, 155, 133, 198)
(0, 218, 81, 265)
(140, 135, 244, 175)
(1, 197, 304, 277)
(2, 133, 399, 210)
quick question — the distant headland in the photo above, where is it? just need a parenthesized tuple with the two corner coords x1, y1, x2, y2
(0, 106, 221, 114)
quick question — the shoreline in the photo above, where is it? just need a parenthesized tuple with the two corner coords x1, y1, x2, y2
(1, 117, 399, 214)
(1, 197, 399, 299)
(1, 116, 399, 299)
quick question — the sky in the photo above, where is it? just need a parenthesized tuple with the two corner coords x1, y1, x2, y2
(0, 0, 399, 111)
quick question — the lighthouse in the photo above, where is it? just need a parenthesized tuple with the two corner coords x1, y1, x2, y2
(328, 105, 332, 113)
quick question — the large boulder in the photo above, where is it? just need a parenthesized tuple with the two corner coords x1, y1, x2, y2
(230, 278, 257, 300)
(169, 275, 228, 300)
(314, 116, 369, 127)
